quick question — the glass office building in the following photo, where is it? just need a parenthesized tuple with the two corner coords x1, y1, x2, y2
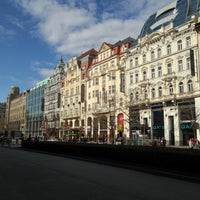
(26, 78, 49, 137)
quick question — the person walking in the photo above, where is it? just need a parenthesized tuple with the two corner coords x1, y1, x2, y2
(191, 138, 195, 149)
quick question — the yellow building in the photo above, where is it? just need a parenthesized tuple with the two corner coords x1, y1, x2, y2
(5, 86, 27, 137)
(86, 37, 133, 143)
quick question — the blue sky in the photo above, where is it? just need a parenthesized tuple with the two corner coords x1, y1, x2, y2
(0, 0, 173, 102)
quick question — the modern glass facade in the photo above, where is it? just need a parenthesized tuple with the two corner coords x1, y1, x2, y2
(26, 78, 49, 137)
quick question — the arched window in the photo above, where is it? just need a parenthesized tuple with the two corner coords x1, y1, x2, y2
(143, 54, 146, 63)
(144, 90, 148, 99)
(186, 57, 191, 69)
(169, 84, 173, 94)
(151, 68, 155, 78)
(179, 82, 184, 93)
(151, 88, 155, 99)
(143, 70, 147, 80)
(188, 80, 193, 92)
(135, 91, 139, 100)
(135, 73, 139, 83)
(158, 87, 162, 97)
(178, 60, 183, 71)
(157, 48, 162, 58)
(167, 63, 172, 74)
(158, 66, 162, 77)
(135, 57, 139, 66)
(130, 59, 133, 68)
(167, 45, 171, 55)
(186, 36, 191, 48)
(130, 73, 133, 84)
(177, 40, 182, 51)
(151, 51, 155, 61)
(130, 93, 133, 101)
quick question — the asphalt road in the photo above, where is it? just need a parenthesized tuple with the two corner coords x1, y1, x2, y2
(0, 146, 199, 200)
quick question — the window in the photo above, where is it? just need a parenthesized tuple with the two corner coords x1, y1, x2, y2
(167, 45, 171, 55)
(158, 87, 162, 97)
(143, 54, 146, 63)
(178, 60, 183, 71)
(143, 70, 147, 80)
(93, 77, 99, 85)
(130, 73, 133, 84)
(102, 76, 106, 84)
(135, 57, 139, 66)
(135, 73, 139, 83)
(158, 66, 162, 77)
(157, 48, 162, 58)
(151, 51, 155, 61)
(186, 57, 191, 69)
(167, 63, 172, 74)
(151, 68, 155, 78)
(110, 60, 115, 67)
(108, 72, 116, 80)
(88, 81, 91, 88)
(186, 36, 191, 48)
(188, 80, 193, 92)
(135, 92, 139, 100)
(109, 85, 116, 94)
(92, 90, 95, 98)
(177, 40, 182, 51)
(144, 90, 148, 99)
(102, 65, 106, 73)
(169, 84, 173, 94)
(179, 82, 184, 93)
(130, 93, 133, 101)
(94, 67, 98, 74)
(130, 59, 133, 68)
(152, 88, 155, 99)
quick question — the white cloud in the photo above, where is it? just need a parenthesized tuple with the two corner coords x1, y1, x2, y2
(14, 0, 174, 56)
(30, 60, 54, 78)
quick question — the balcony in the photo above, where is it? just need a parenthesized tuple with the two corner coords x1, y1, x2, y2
(138, 79, 149, 88)
(162, 72, 176, 82)
(93, 104, 110, 114)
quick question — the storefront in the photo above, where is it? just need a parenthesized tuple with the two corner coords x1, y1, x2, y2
(152, 109, 164, 139)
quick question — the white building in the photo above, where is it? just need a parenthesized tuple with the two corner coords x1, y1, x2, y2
(126, 0, 200, 146)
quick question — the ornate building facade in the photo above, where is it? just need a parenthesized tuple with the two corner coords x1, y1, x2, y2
(86, 37, 134, 142)
(43, 58, 65, 138)
(126, 0, 200, 146)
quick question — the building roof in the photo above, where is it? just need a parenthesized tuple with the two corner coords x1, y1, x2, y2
(113, 36, 134, 47)
(78, 48, 98, 60)
(139, 0, 200, 38)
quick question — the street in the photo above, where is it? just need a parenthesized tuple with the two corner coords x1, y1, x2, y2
(0, 146, 199, 200)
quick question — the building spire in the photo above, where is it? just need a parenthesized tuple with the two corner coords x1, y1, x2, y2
(60, 56, 64, 63)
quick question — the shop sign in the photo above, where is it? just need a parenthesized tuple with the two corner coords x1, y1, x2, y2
(180, 123, 192, 130)
(152, 124, 164, 130)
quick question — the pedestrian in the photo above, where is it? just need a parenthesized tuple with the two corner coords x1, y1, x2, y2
(161, 137, 166, 147)
(191, 138, 195, 149)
